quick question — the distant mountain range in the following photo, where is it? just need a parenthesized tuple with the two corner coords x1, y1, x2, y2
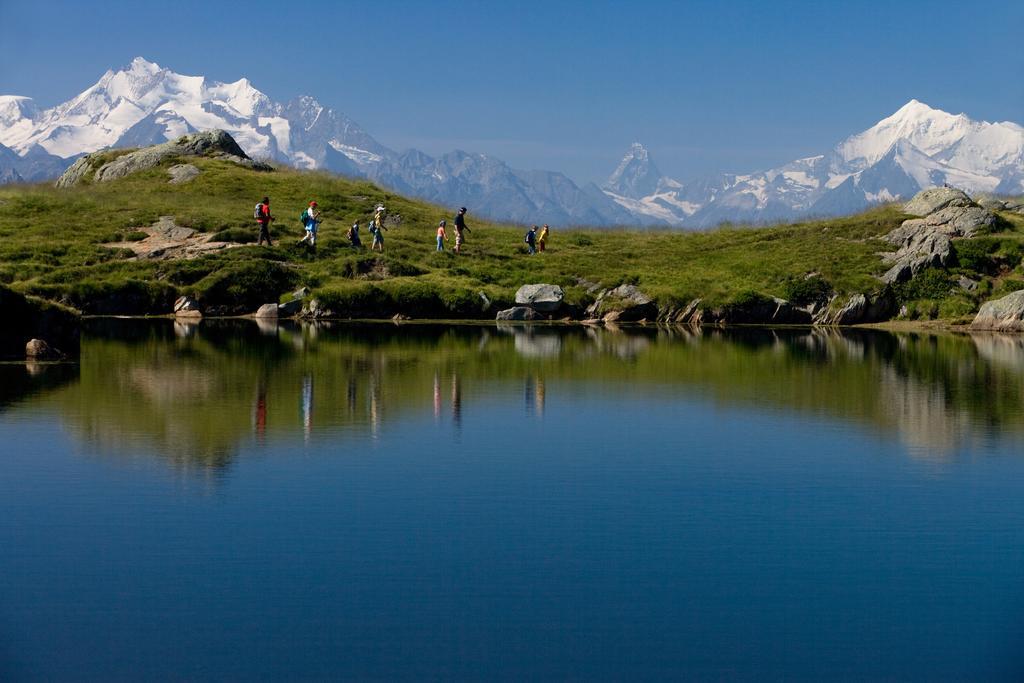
(1, 58, 1021, 227)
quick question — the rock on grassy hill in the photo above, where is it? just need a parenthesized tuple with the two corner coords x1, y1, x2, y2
(56, 130, 270, 187)
(1, 131, 1023, 326)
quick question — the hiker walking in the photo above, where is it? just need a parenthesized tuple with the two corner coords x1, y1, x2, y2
(298, 201, 321, 247)
(255, 196, 274, 246)
(454, 207, 470, 254)
(369, 219, 388, 251)
(347, 221, 363, 248)
(538, 224, 549, 252)
(436, 220, 447, 251)
(369, 206, 388, 251)
(525, 225, 538, 255)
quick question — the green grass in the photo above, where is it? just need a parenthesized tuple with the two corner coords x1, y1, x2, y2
(1, 154, 1022, 319)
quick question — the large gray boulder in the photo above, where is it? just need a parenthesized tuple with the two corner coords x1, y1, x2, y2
(587, 284, 658, 322)
(903, 187, 974, 216)
(714, 296, 812, 325)
(56, 130, 271, 187)
(514, 284, 564, 312)
(496, 306, 542, 321)
(880, 204, 996, 285)
(976, 194, 1007, 211)
(25, 338, 61, 360)
(167, 163, 201, 184)
(970, 290, 1024, 331)
(254, 303, 279, 319)
(817, 292, 897, 325)
(173, 296, 202, 318)
(881, 230, 953, 284)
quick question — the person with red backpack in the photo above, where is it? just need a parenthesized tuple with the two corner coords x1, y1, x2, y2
(255, 196, 274, 246)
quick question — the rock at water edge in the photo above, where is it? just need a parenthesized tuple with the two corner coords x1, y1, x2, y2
(970, 290, 1024, 331)
(254, 303, 279, 319)
(25, 338, 61, 360)
(496, 306, 542, 321)
(514, 284, 564, 312)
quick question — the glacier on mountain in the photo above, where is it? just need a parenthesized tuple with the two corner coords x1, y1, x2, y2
(0, 58, 1021, 227)
(605, 99, 1023, 227)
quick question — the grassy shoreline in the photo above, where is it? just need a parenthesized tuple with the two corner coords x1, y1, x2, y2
(1, 155, 1022, 323)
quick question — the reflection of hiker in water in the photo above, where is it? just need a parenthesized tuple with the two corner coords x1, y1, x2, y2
(369, 371, 381, 437)
(451, 373, 462, 430)
(434, 372, 442, 422)
(301, 375, 313, 442)
(254, 380, 268, 439)
(525, 375, 546, 417)
(347, 376, 358, 416)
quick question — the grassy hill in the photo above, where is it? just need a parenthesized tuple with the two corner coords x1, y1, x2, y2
(0, 153, 1022, 322)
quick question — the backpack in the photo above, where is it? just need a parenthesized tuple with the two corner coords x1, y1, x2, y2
(524, 231, 531, 243)
(300, 210, 309, 227)
(254, 203, 264, 220)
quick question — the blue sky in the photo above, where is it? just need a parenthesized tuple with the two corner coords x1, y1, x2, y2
(1, 0, 1021, 183)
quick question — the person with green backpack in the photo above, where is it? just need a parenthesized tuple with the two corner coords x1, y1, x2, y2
(298, 201, 321, 247)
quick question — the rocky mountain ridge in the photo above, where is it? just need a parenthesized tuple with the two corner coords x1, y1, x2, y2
(608, 100, 1024, 227)
(1, 59, 1021, 228)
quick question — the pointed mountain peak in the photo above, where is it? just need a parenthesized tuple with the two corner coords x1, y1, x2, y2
(0, 95, 38, 126)
(836, 98, 979, 168)
(125, 56, 163, 75)
(626, 141, 649, 157)
(604, 142, 663, 198)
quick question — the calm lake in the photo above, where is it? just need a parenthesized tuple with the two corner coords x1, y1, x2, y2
(2, 320, 1024, 681)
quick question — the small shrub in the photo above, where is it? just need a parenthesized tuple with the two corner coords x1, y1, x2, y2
(730, 289, 772, 308)
(893, 269, 953, 303)
(782, 275, 832, 305)
(994, 278, 1024, 296)
(194, 259, 299, 312)
(123, 230, 149, 242)
(570, 234, 594, 247)
(954, 238, 1003, 274)
(938, 297, 976, 320)
(903, 299, 940, 320)
(210, 228, 256, 244)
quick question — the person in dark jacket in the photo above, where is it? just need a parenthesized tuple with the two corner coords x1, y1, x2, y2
(525, 225, 537, 255)
(453, 207, 470, 253)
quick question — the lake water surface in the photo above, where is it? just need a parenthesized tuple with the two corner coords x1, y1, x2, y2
(2, 320, 1024, 681)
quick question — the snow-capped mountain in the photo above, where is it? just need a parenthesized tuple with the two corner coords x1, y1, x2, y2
(0, 57, 382, 174)
(1, 58, 1020, 227)
(0, 57, 629, 225)
(606, 100, 1024, 227)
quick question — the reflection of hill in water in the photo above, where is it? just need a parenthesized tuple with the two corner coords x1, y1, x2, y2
(0, 361, 78, 412)
(11, 320, 1024, 471)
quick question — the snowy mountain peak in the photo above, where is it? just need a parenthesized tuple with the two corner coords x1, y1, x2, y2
(0, 96, 38, 127)
(835, 99, 978, 170)
(604, 142, 663, 199)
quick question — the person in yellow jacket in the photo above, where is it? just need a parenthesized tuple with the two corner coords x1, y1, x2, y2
(538, 224, 549, 252)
